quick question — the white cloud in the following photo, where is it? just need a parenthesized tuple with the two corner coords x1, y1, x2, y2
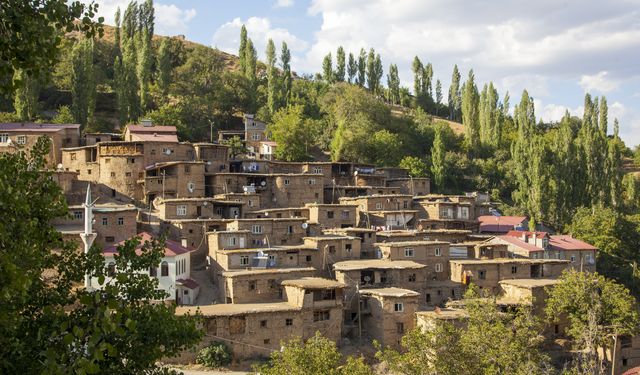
(83, 1, 196, 35)
(212, 17, 309, 58)
(154, 4, 196, 36)
(275, 0, 294, 7)
(578, 71, 619, 93)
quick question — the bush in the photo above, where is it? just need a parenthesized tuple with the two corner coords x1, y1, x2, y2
(196, 341, 232, 368)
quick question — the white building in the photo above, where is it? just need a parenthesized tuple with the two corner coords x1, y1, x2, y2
(93, 232, 200, 305)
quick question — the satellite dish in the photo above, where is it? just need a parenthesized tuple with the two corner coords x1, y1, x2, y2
(164, 149, 171, 155)
(260, 180, 266, 187)
(301, 222, 309, 229)
(363, 275, 371, 282)
(56, 163, 63, 171)
(353, 171, 358, 176)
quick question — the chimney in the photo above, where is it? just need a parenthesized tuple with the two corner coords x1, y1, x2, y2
(141, 119, 153, 127)
(181, 238, 188, 248)
(521, 233, 528, 243)
(533, 232, 538, 246)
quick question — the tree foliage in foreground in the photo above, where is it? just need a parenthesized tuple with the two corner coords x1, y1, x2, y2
(255, 331, 373, 375)
(0, 137, 202, 374)
(546, 270, 639, 374)
(377, 286, 550, 375)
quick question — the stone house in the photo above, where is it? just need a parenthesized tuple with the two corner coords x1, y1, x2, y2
(303, 235, 362, 272)
(385, 177, 430, 196)
(323, 228, 378, 259)
(414, 195, 478, 230)
(214, 192, 261, 212)
(123, 123, 178, 143)
(0, 123, 80, 165)
(305, 203, 358, 229)
(244, 114, 268, 156)
(143, 161, 206, 203)
(193, 143, 229, 175)
(155, 198, 242, 221)
(225, 217, 309, 247)
(376, 241, 450, 281)
(359, 288, 419, 348)
(220, 267, 316, 303)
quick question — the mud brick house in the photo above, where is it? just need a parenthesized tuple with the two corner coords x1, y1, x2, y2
(0, 123, 80, 165)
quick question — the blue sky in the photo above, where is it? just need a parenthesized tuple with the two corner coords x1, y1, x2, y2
(89, 0, 640, 147)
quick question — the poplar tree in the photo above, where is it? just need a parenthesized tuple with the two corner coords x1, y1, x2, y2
(431, 124, 446, 191)
(122, 2, 138, 41)
(139, 0, 154, 37)
(422, 62, 433, 99)
(137, 30, 152, 111)
(549, 111, 578, 228)
(322, 53, 333, 83)
(70, 39, 95, 127)
(266, 39, 278, 115)
(435, 79, 443, 116)
(281, 42, 292, 104)
(366, 49, 375, 92)
(461, 69, 480, 155)
(335, 46, 346, 82)
(115, 37, 139, 124)
(511, 90, 536, 214)
(373, 53, 383, 95)
(13, 70, 39, 121)
(479, 82, 499, 147)
(412, 56, 423, 97)
(607, 119, 623, 207)
(448, 64, 461, 121)
(239, 25, 248, 74)
(347, 52, 357, 83)
(114, 7, 121, 53)
(357, 48, 366, 87)
(386, 64, 400, 104)
(244, 38, 257, 82)
(156, 38, 172, 96)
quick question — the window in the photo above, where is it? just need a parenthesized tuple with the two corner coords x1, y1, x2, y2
(248, 199, 254, 207)
(249, 281, 257, 291)
(150, 149, 156, 155)
(87, 169, 92, 175)
(375, 202, 383, 210)
(396, 322, 405, 334)
(313, 167, 323, 174)
(283, 178, 290, 186)
(394, 303, 404, 312)
(341, 211, 349, 219)
(184, 165, 191, 174)
(117, 217, 124, 225)
(107, 262, 116, 277)
(285, 318, 293, 326)
(345, 244, 352, 253)
(160, 261, 169, 277)
(313, 310, 330, 322)
(426, 293, 431, 303)
(105, 236, 115, 243)
(138, 172, 143, 179)
(327, 211, 334, 219)
(70, 152, 76, 160)
(511, 266, 518, 274)
(403, 201, 408, 209)
(570, 255, 576, 262)
(308, 178, 316, 185)
(252, 133, 260, 140)
(251, 225, 263, 234)
(129, 158, 135, 164)
(328, 245, 336, 254)
(479, 270, 486, 280)
(125, 172, 131, 177)
(435, 247, 441, 256)
(228, 237, 237, 246)
(176, 205, 187, 216)
(16, 135, 26, 145)
(74, 211, 83, 220)
(102, 217, 108, 225)
(149, 266, 157, 277)
(408, 273, 416, 282)
(187, 182, 195, 192)
(240, 256, 249, 265)
(0, 134, 9, 143)
(404, 248, 415, 257)
(263, 339, 270, 344)
(461, 207, 469, 219)
(110, 172, 116, 177)
(435, 263, 443, 272)
(287, 225, 293, 234)
(305, 255, 312, 262)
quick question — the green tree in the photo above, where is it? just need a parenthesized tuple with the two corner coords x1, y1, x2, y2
(0, 137, 202, 373)
(370, 129, 402, 166)
(479, 82, 499, 148)
(448, 64, 461, 121)
(281, 42, 292, 104)
(546, 270, 639, 373)
(399, 156, 428, 177)
(386, 64, 400, 105)
(357, 48, 366, 87)
(422, 62, 433, 100)
(378, 286, 549, 375)
(322, 52, 333, 83)
(156, 37, 172, 96)
(13, 69, 39, 120)
(244, 38, 257, 82)
(52, 105, 75, 124)
(238, 24, 248, 74)
(268, 105, 316, 161)
(71, 39, 95, 128)
(435, 79, 443, 116)
(115, 37, 140, 124)
(0, 0, 103, 96)
(412, 56, 423, 97)
(347, 52, 357, 83)
(265, 39, 278, 116)
(461, 69, 480, 155)
(431, 124, 446, 191)
(335, 46, 346, 82)
(256, 332, 373, 375)
(222, 135, 247, 159)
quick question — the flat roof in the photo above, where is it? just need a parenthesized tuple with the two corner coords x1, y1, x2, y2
(218, 245, 317, 254)
(416, 308, 468, 320)
(498, 278, 560, 288)
(360, 287, 420, 298)
(450, 258, 570, 265)
(281, 277, 346, 289)
(339, 194, 413, 201)
(304, 235, 359, 241)
(157, 198, 241, 205)
(323, 227, 377, 233)
(333, 259, 426, 271)
(222, 267, 315, 277)
(176, 302, 300, 317)
(67, 203, 138, 212)
(375, 240, 449, 247)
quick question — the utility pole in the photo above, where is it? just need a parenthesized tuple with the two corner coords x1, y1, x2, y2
(162, 170, 166, 199)
(80, 184, 97, 290)
(210, 120, 214, 143)
(356, 283, 362, 342)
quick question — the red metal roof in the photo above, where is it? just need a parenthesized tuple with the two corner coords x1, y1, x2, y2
(478, 215, 527, 233)
(622, 366, 640, 375)
(131, 133, 179, 142)
(497, 235, 543, 252)
(505, 230, 549, 239)
(103, 232, 192, 257)
(549, 235, 597, 251)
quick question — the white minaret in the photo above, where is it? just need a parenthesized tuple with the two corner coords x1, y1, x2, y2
(80, 183, 97, 290)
